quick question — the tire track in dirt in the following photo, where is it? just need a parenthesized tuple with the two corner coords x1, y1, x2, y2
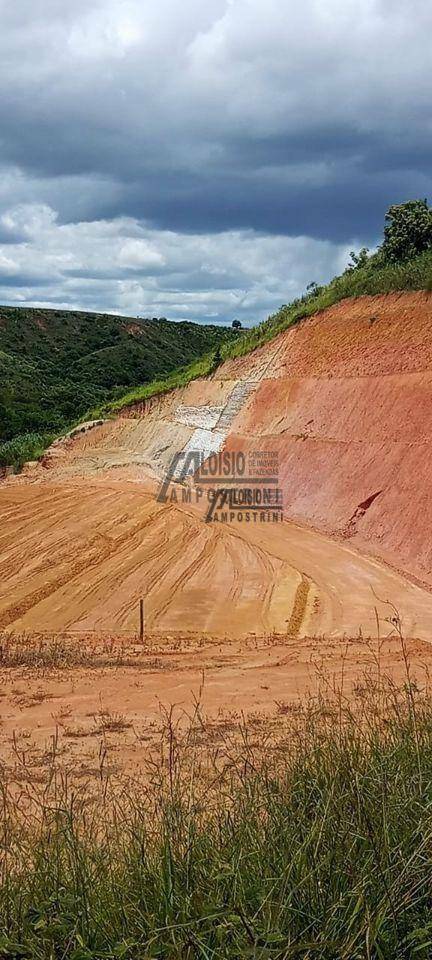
(221, 533, 281, 631)
(47, 507, 201, 633)
(150, 531, 217, 623)
(0, 486, 121, 583)
(0, 493, 170, 629)
(4, 292, 432, 639)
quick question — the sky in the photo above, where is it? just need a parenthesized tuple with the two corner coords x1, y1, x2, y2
(0, 0, 431, 326)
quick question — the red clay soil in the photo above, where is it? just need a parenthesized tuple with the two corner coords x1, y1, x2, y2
(220, 292, 432, 380)
(2, 291, 432, 631)
(227, 292, 432, 587)
(1, 632, 432, 785)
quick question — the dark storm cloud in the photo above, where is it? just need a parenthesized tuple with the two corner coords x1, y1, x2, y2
(111, 169, 421, 242)
(1, 106, 431, 241)
(0, 0, 431, 318)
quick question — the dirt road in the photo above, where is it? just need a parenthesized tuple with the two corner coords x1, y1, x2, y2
(1, 630, 431, 784)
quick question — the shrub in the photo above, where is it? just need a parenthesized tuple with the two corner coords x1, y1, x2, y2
(382, 199, 432, 263)
(0, 431, 53, 470)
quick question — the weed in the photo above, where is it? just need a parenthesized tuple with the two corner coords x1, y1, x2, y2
(96, 709, 132, 733)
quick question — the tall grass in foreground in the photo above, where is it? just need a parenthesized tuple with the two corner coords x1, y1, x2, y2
(2, 670, 432, 958)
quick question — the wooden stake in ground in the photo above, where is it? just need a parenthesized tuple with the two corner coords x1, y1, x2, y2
(139, 598, 144, 643)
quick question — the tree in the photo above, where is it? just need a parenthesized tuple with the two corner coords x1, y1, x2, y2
(381, 199, 432, 263)
(0, 381, 14, 435)
(232, 319, 242, 329)
(346, 247, 370, 271)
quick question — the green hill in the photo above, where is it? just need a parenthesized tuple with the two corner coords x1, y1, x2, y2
(0, 307, 238, 463)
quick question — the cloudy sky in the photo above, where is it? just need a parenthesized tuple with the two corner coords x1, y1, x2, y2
(0, 0, 431, 325)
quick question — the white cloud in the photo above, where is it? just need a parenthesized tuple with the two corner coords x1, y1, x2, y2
(0, 252, 18, 275)
(117, 239, 165, 269)
(0, 202, 353, 323)
(0, 203, 58, 237)
(67, 2, 145, 60)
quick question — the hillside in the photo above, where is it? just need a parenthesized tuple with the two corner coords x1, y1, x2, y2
(3, 283, 432, 960)
(2, 290, 432, 641)
(0, 305, 238, 455)
(2, 204, 431, 473)
(1, 204, 432, 635)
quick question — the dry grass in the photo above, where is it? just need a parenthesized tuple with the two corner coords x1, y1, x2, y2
(0, 631, 171, 672)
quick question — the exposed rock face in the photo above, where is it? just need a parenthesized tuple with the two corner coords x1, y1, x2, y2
(55, 291, 432, 586)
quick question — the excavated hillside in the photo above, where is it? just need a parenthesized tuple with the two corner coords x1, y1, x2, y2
(1, 291, 432, 644)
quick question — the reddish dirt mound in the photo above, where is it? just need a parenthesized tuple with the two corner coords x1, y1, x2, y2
(220, 292, 432, 380)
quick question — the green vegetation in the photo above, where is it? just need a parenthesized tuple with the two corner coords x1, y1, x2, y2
(0, 308, 237, 459)
(94, 200, 432, 413)
(382, 199, 432, 263)
(89, 350, 221, 418)
(2, 670, 432, 958)
(0, 431, 54, 471)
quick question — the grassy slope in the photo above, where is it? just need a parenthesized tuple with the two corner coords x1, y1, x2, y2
(88, 350, 221, 417)
(221, 246, 432, 362)
(0, 307, 237, 468)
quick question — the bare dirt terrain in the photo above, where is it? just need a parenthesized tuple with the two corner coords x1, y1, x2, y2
(2, 292, 432, 781)
(1, 631, 432, 786)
